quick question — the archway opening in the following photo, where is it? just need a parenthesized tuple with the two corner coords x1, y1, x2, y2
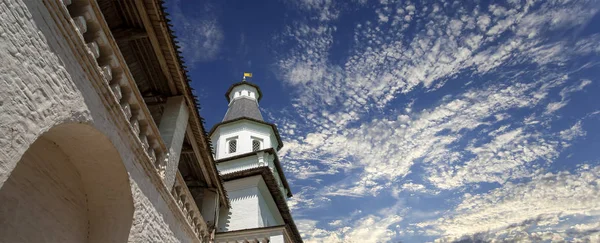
(0, 123, 134, 242)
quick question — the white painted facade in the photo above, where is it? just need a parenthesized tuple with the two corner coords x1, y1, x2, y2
(211, 120, 280, 159)
(217, 176, 285, 231)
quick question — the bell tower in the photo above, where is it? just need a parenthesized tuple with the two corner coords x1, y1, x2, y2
(209, 75, 302, 243)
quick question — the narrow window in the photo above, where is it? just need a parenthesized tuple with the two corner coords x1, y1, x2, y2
(228, 140, 237, 153)
(252, 140, 261, 152)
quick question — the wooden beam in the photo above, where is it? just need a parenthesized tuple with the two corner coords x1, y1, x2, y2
(111, 27, 148, 42)
(181, 149, 195, 154)
(133, 0, 178, 95)
(143, 94, 167, 105)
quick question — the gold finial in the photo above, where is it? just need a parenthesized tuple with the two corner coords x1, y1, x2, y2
(243, 72, 252, 81)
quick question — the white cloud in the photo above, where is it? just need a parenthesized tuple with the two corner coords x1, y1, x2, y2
(298, 202, 405, 243)
(288, 186, 332, 212)
(561, 79, 592, 99)
(545, 79, 594, 114)
(285, 0, 339, 21)
(559, 121, 586, 141)
(545, 101, 568, 114)
(401, 182, 426, 192)
(399, 182, 439, 195)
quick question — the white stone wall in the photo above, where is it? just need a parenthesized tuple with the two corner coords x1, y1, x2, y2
(0, 137, 88, 243)
(0, 1, 198, 242)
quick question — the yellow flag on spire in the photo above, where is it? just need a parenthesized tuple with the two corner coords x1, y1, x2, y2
(243, 72, 253, 78)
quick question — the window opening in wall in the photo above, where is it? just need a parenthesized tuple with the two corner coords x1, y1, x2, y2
(252, 140, 261, 152)
(229, 140, 237, 153)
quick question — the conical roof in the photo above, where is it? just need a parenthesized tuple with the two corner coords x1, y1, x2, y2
(222, 97, 264, 122)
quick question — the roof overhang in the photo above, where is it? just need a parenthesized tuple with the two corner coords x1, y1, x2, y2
(209, 117, 284, 151)
(221, 167, 303, 243)
(132, 0, 229, 208)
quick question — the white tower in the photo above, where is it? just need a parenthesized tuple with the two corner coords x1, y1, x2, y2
(209, 79, 302, 243)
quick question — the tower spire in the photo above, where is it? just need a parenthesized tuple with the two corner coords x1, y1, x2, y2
(221, 76, 263, 122)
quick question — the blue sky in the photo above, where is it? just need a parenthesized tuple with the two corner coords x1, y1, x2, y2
(165, 0, 600, 242)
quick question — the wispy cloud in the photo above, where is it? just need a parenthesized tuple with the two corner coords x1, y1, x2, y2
(545, 79, 593, 114)
(282, 75, 588, 198)
(167, 0, 224, 64)
(270, 0, 600, 241)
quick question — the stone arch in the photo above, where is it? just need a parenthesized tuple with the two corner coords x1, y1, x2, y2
(0, 123, 134, 243)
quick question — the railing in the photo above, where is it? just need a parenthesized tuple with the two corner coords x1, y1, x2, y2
(173, 172, 210, 241)
(55, 0, 208, 240)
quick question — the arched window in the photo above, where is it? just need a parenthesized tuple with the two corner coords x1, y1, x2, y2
(228, 140, 237, 153)
(252, 139, 261, 152)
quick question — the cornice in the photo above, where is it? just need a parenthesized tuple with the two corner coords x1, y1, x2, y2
(216, 148, 293, 198)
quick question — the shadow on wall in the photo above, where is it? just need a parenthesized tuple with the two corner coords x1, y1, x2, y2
(0, 123, 134, 243)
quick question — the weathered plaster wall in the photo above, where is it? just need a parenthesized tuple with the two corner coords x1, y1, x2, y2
(0, 1, 198, 242)
(0, 137, 88, 243)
